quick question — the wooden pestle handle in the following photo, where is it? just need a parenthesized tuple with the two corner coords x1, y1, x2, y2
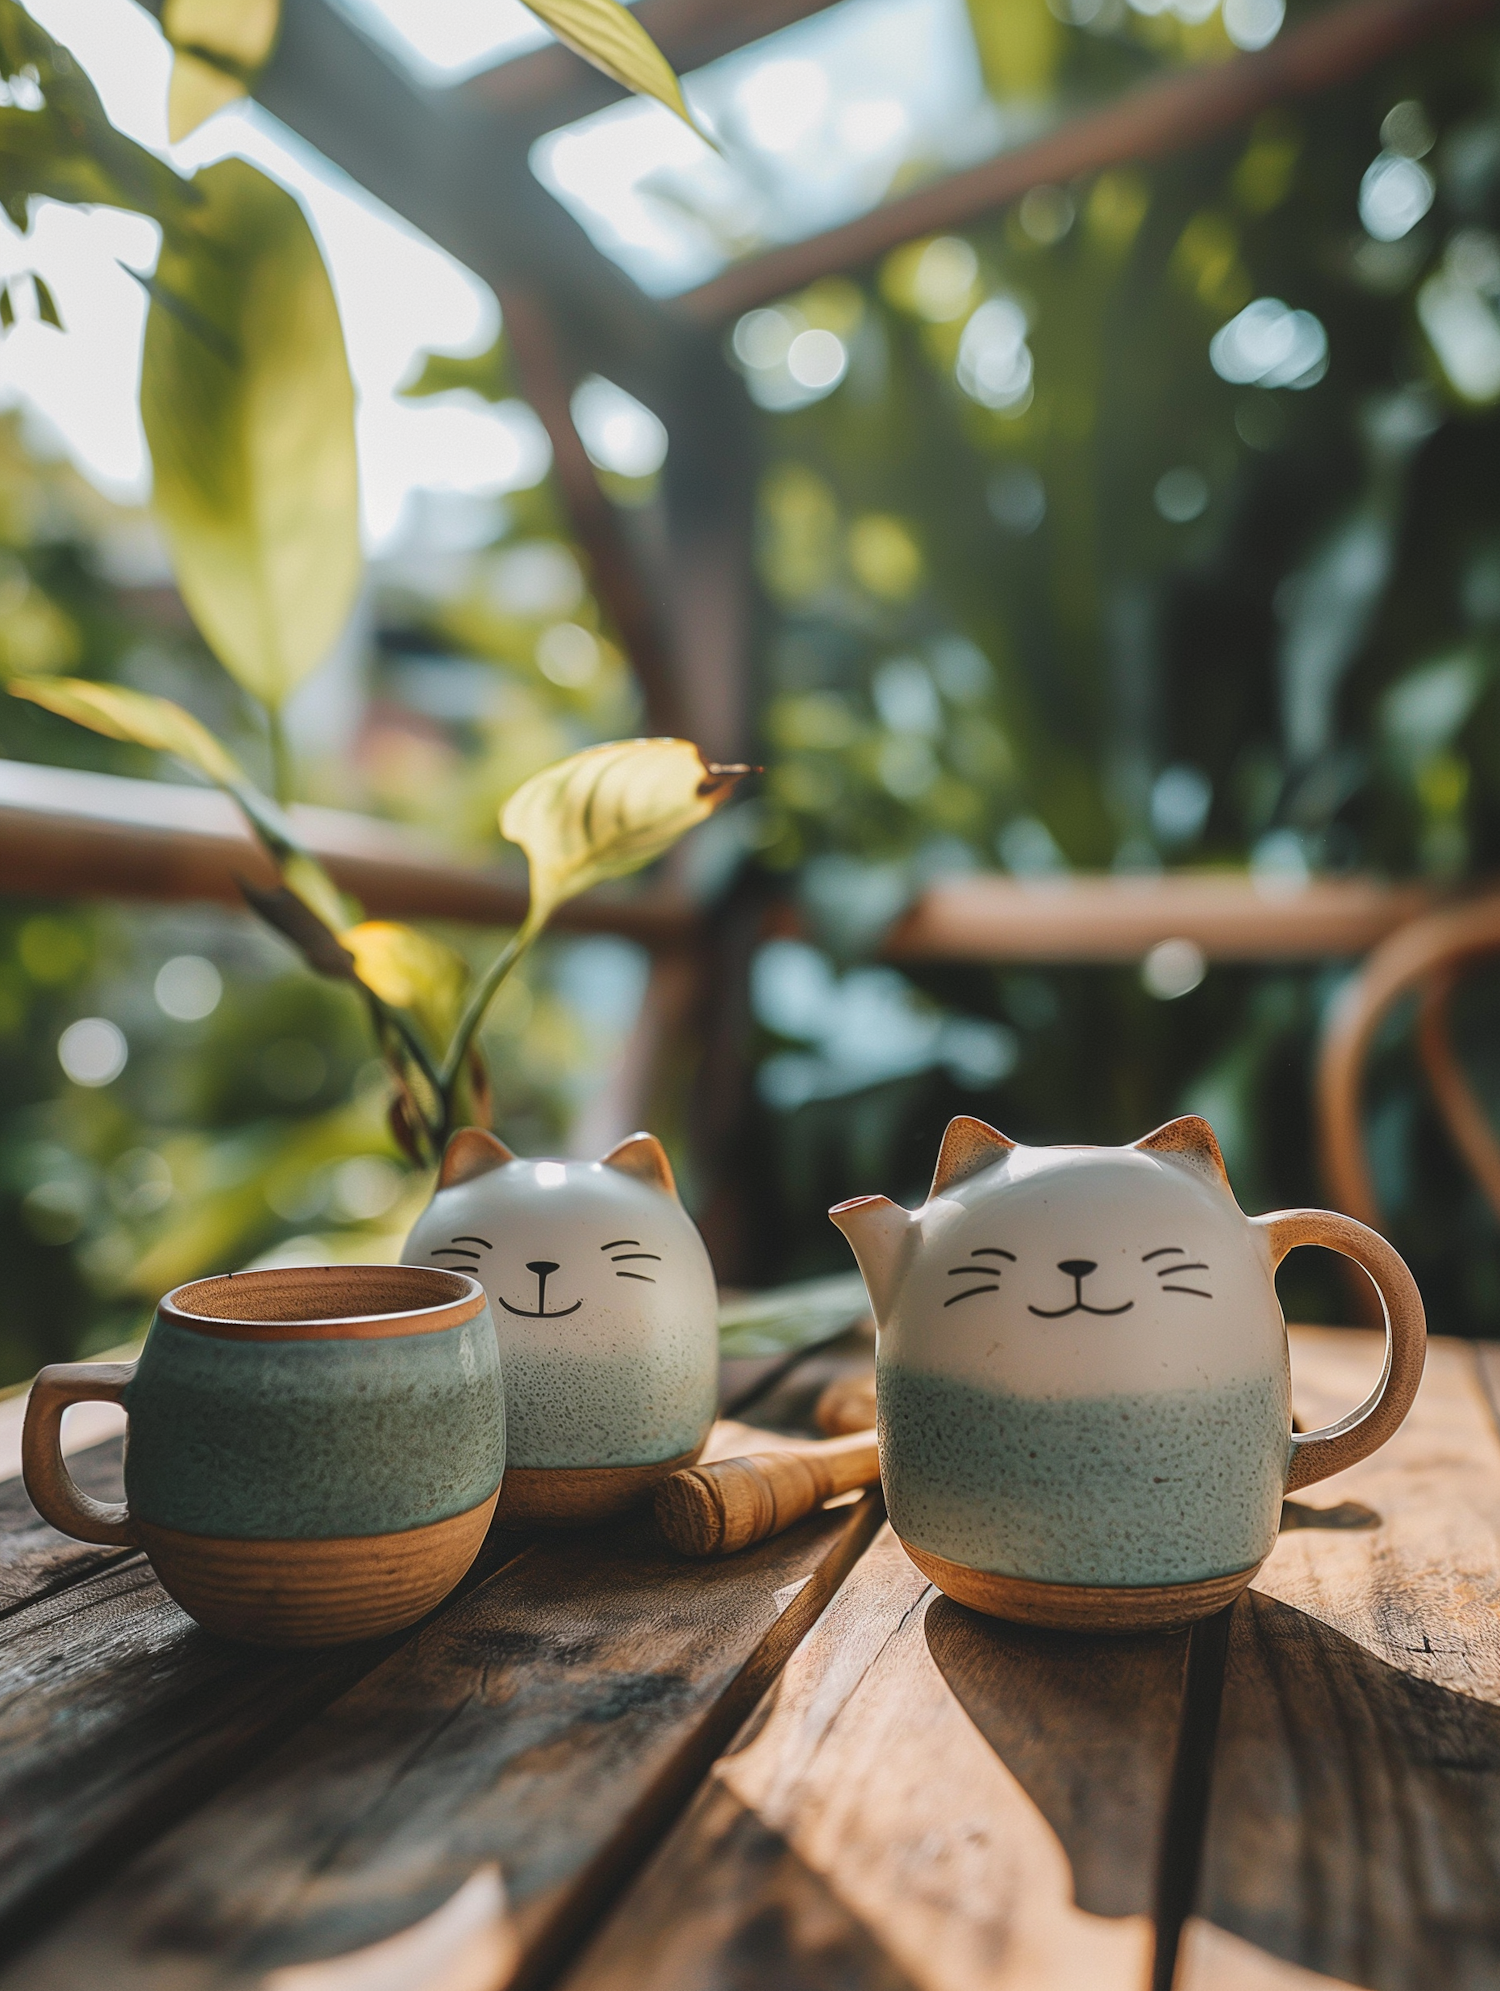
(655, 1429, 879, 1558)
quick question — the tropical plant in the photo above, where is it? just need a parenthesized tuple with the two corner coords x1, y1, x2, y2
(0, 0, 745, 1169)
(12, 671, 748, 1164)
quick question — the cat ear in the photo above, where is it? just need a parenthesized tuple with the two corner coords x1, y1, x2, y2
(1133, 1116, 1231, 1189)
(438, 1128, 515, 1189)
(602, 1132, 679, 1199)
(927, 1116, 1016, 1200)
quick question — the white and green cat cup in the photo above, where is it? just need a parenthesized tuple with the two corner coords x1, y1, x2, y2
(831, 1114, 1426, 1632)
(403, 1128, 719, 1525)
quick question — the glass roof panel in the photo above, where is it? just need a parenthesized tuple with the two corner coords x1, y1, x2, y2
(531, 0, 1014, 298)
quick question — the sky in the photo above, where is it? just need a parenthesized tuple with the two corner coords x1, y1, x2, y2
(5, 0, 551, 548)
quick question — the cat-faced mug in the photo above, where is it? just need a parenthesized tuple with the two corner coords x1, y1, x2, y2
(831, 1114, 1426, 1632)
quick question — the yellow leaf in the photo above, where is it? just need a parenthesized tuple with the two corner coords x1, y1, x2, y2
(163, 0, 280, 69)
(500, 738, 749, 922)
(141, 159, 360, 711)
(342, 921, 470, 1045)
(516, 0, 706, 138)
(166, 51, 245, 142)
(163, 0, 280, 141)
(8, 677, 247, 789)
(282, 852, 353, 934)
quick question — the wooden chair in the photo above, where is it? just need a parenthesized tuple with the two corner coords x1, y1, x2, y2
(1318, 893, 1500, 1231)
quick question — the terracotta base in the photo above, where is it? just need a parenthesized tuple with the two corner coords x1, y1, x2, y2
(899, 1538, 1262, 1633)
(496, 1446, 704, 1526)
(135, 1491, 500, 1647)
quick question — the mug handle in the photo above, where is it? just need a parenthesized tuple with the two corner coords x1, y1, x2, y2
(22, 1361, 137, 1546)
(1252, 1210, 1426, 1494)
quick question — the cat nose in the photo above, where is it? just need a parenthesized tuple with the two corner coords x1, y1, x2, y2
(526, 1260, 560, 1277)
(1058, 1259, 1097, 1279)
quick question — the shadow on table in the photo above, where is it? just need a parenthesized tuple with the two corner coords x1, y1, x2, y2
(926, 1586, 1500, 1991)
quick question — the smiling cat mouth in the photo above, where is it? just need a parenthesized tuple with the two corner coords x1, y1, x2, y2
(496, 1297, 583, 1318)
(1027, 1299, 1136, 1318)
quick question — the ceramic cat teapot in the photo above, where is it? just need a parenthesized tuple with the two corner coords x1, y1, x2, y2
(831, 1114, 1426, 1632)
(403, 1128, 718, 1524)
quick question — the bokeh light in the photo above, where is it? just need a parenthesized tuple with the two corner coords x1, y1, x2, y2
(569, 374, 669, 478)
(1141, 938, 1207, 1001)
(1359, 152, 1435, 242)
(1209, 297, 1328, 389)
(154, 955, 223, 1022)
(58, 1017, 128, 1088)
(1154, 467, 1209, 523)
(956, 296, 1033, 411)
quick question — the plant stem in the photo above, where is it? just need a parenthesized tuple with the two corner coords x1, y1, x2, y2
(440, 907, 545, 1097)
(267, 706, 293, 808)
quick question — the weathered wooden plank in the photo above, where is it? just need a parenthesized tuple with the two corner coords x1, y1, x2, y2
(0, 1439, 131, 1618)
(0, 1489, 881, 1988)
(0, 1333, 841, 1970)
(1179, 1330, 1500, 1991)
(0, 1522, 527, 1959)
(564, 1526, 1188, 1991)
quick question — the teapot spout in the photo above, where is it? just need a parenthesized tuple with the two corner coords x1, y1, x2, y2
(829, 1195, 913, 1325)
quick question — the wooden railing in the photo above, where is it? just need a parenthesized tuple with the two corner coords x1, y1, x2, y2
(0, 758, 1443, 962)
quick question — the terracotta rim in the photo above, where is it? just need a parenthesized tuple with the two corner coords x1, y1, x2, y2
(160, 1264, 488, 1342)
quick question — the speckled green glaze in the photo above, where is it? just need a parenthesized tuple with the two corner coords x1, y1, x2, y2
(501, 1342, 716, 1469)
(878, 1363, 1291, 1586)
(123, 1313, 506, 1540)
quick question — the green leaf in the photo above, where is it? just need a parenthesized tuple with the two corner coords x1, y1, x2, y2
(31, 273, 59, 328)
(400, 334, 509, 405)
(162, 0, 281, 142)
(8, 676, 247, 788)
(5, 672, 307, 871)
(500, 737, 751, 924)
(282, 851, 355, 933)
(239, 877, 357, 980)
(0, 1, 199, 234)
(141, 158, 361, 713)
(717, 1272, 872, 1358)
(166, 52, 246, 143)
(0, 286, 13, 333)
(515, 0, 707, 139)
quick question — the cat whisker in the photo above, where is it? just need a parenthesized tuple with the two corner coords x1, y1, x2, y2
(1160, 1285, 1212, 1298)
(947, 1265, 1003, 1276)
(450, 1236, 492, 1249)
(611, 1252, 661, 1262)
(1154, 1261, 1208, 1276)
(601, 1238, 639, 1251)
(945, 1285, 999, 1305)
(615, 1271, 656, 1282)
(1142, 1247, 1184, 1261)
(969, 1247, 1016, 1261)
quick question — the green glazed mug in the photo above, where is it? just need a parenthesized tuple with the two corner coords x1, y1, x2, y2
(22, 1263, 506, 1646)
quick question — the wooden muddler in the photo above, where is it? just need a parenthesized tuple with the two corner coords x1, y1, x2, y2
(655, 1430, 880, 1558)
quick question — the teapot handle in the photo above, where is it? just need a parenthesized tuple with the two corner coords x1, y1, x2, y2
(1253, 1210, 1426, 1494)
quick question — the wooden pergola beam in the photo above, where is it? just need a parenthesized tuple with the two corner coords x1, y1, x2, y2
(674, 0, 1499, 323)
(883, 872, 1439, 964)
(0, 760, 695, 947)
(0, 761, 1442, 962)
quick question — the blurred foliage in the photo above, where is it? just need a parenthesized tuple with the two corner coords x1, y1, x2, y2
(730, 17, 1500, 1334)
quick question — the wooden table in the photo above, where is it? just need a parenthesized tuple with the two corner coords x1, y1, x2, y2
(1, 1321, 1497, 1991)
